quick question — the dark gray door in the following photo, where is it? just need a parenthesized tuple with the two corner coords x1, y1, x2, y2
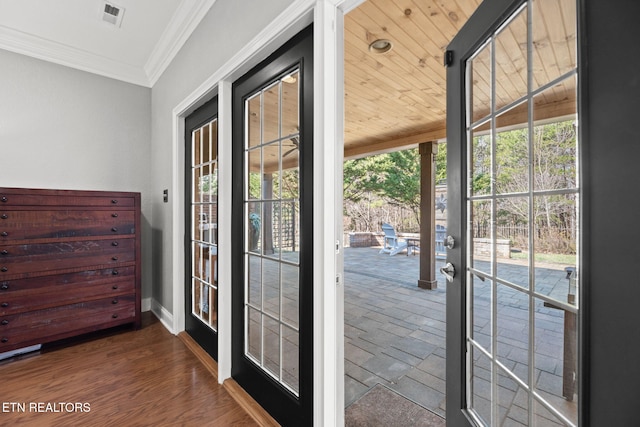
(446, 0, 580, 425)
(185, 97, 219, 360)
(231, 26, 313, 427)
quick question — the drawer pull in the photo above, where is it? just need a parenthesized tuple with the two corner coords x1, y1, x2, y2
(1, 337, 8, 343)
(112, 299, 119, 304)
(0, 267, 7, 273)
(0, 232, 7, 237)
(0, 197, 6, 203)
(112, 256, 119, 261)
(112, 270, 119, 276)
(0, 283, 7, 290)
(112, 213, 119, 218)
(1, 320, 8, 326)
(111, 227, 118, 233)
(1, 302, 8, 308)
(112, 314, 118, 319)
(112, 242, 119, 247)
(112, 285, 119, 290)
(111, 199, 118, 204)
(1, 250, 7, 255)
(0, 214, 7, 220)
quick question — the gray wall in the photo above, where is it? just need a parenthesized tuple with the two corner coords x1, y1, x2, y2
(0, 49, 153, 300)
(150, 0, 293, 312)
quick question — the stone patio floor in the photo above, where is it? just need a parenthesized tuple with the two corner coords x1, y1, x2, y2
(343, 247, 577, 425)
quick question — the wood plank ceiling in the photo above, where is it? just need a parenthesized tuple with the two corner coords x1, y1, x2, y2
(344, 0, 577, 159)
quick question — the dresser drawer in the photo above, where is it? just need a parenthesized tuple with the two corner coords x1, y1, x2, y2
(0, 269, 135, 316)
(0, 210, 135, 240)
(0, 295, 136, 351)
(0, 239, 135, 276)
(0, 193, 135, 208)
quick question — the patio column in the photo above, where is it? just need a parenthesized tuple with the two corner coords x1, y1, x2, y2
(418, 141, 437, 290)
(263, 173, 274, 254)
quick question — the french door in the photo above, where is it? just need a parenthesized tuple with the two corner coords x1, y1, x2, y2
(231, 26, 313, 426)
(446, 0, 580, 425)
(185, 97, 219, 360)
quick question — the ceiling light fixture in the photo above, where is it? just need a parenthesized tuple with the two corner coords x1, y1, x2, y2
(368, 39, 393, 54)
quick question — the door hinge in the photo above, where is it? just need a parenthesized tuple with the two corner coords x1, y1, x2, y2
(444, 50, 453, 67)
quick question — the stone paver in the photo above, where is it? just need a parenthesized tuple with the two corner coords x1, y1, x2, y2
(344, 247, 577, 424)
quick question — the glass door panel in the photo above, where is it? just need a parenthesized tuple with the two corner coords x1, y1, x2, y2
(462, 1, 579, 425)
(243, 70, 301, 396)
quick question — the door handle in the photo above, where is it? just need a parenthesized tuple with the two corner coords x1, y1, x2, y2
(440, 262, 456, 283)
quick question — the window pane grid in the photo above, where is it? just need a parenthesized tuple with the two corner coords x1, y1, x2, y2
(190, 118, 218, 332)
(465, 1, 578, 425)
(243, 69, 301, 396)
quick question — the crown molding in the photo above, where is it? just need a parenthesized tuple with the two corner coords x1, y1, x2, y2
(144, 0, 217, 87)
(0, 24, 150, 87)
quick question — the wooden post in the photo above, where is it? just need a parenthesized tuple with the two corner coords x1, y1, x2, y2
(263, 173, 274, 254)
(418, 142, 438, 290)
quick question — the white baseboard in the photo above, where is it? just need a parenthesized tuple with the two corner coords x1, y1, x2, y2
(150, 299, 174, 334)
(142, 297, 152, 312)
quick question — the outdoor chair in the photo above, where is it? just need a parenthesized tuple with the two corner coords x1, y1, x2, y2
(379, 223, 408, 256)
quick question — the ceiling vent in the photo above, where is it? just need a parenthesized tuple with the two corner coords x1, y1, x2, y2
(102, 2, 125, 27)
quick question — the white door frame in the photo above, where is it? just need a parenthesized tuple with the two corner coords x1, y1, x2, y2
(168, 0, 357, 425)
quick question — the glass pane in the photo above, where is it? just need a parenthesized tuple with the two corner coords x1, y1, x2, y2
(193, 166, 201, 203)
(208, 285, 218, 329)
(263, 142, 280, 192)
(534, 297, 578, 424)
(533, 400, 567, 427)
(282, 325, 299, 394)
(472, 276, 491, 351)
(263, 82, 280, 144)
(282, 263, 299, 328)
(247, 94, 261, 148)
(248, 148, 261, 199)
(201, 122, 210, 162)
(532, 0, 577, 90)
(470, 346, 492, 425)
(193, 129, 201, 166)
(496, 283, 529, 375)
(262, 258, 281, 318)
(281, 146, 299, 200)
(495, 113, 529, 195)
(498, 367, 529, 426)
(470, 200, 492, 275)
(495, 7, 528, 111)
(496, 198, 529, 288)
(471, 42, 492, 124)
(281, 70, 299, 138)
(533, 193, 577, 303)
(193, 242, 204, 281)
(471, 131, 492, 196)
(263, 315, 281, 378)
(248, 254, 262, 307)
(247, 307, 262, 362)
(263, 201, 280, 260)
(281, 201, 299, 262)
(247, 202, 262, 254)
(533, 120, 577, 192)
(192, 279, 201, 318)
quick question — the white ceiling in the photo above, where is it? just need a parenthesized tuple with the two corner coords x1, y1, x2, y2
(0, 0, 216, 87)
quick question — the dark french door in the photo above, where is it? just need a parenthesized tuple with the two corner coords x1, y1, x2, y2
(231, 26, 314, 426)
(446, 0, 581, 425)
(185, 96, 219, 360)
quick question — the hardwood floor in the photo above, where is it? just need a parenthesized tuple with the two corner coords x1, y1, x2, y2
(0, 312, 275, 426)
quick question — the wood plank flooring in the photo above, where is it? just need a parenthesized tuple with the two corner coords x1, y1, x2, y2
(0, 312, 272, 426)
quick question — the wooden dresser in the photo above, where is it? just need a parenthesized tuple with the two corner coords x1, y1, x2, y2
(0, 188, 141, 353)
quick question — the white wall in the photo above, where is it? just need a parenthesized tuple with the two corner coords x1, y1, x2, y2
(150, 0, 293, 314)
(0, 48, 153, 300)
